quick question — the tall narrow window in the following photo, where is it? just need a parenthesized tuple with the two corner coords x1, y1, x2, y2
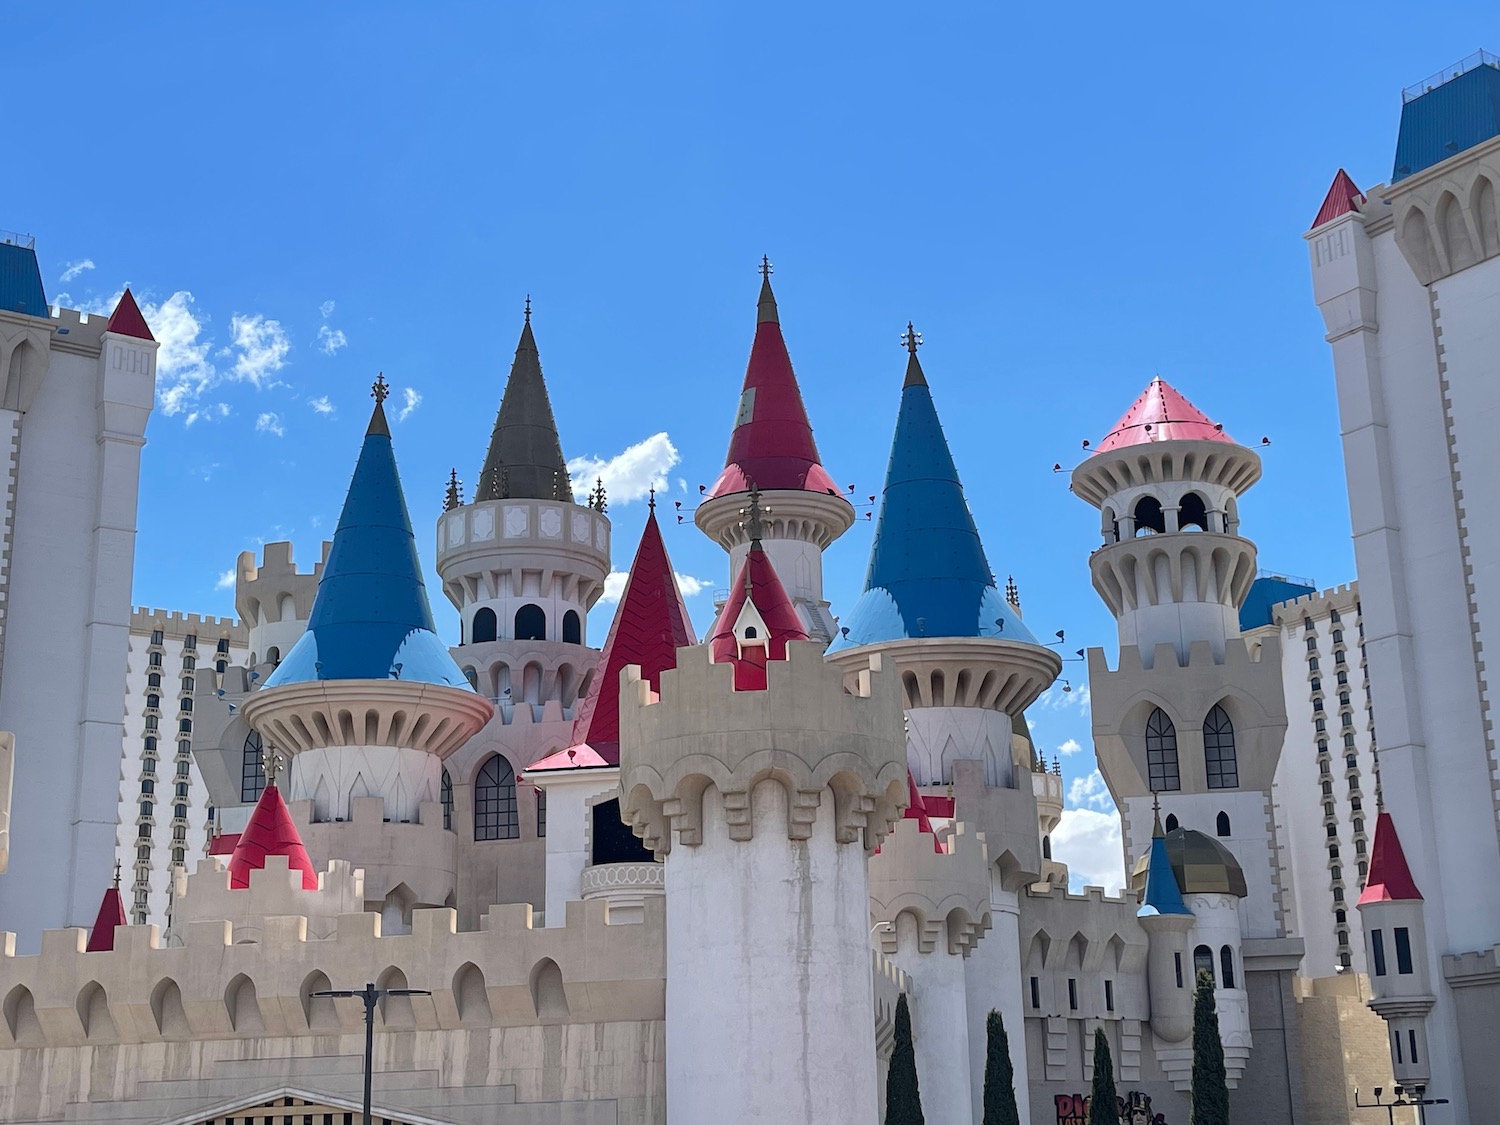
(1371, 928, 1387, 976)
(1029, 977, 1040, 1009)
(1220, 945, 1236, 988)
(1216, 811, 1232, 837)
(474, 755, 519, 841)
(440, 769, 453, 831)
(1165, 813, 1180, 833)
(1193, 944, 1215, 984)
(536, 786, 547, 837)
(1203, 704, 1238, 788)
(1408, 1030, 1419, 1065)
(1067, 979, 1078, 1011)
(240, 731, 265, 803)
(1105, 979, 1115, 1012)
(1174, 952, 1183, 988)
(1394, 927, 1414, 974)
(562, 610, 582, 645)
(1146, 708, 1180, 792)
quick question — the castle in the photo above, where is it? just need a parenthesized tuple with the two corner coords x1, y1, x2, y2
(0, 51, 1497, 1125)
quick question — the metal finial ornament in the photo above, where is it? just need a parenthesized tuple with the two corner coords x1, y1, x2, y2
(760, 255, 773, 281)
(113, 860, 122, 889)
(261, 743, 284, 787)
(524, 294, 532, 324)
(902, 321, 923, 355)
(648, 486, 656, 513)
(740, 482, 769, 545)
(1005, 574, 1020, 610)
(371, 372, 389, 405)
(444, 468, 462, 512)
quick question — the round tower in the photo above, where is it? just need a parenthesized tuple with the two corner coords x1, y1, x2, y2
(619, 533, 906, 1125)
(825, 335, 1059, 1123)
(1136, 810, 1195, 1044)
(435, 307, 610, 714)
(694, 263, 854, 645)
(1070, 376, 1262, 664)
(234, 540, 325, 669)
(243, 380, 493, 928)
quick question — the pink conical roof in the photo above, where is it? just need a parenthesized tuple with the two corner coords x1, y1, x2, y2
(228, 782, 318, 891)
(531, 509, 697, 770)
(1357, 810, 1424, 904)
(105, 288, 154, 341)
(1311, 169, 1364, 229)
(704, 275, 841, 500)
(707, 544, 808, 690)
(85, 885, 127, 952)
(1094, 376, 1235, 452)
(904, 771, 944, 854)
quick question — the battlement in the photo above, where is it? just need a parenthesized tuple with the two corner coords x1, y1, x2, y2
(1024, 882, 1136, 908)
(0, 892, 665, 1050)
(236, 541, 329, 628)
(869, 819, 992, 956)
(130, 607, 244, 640)
(43, 304, 108, 353)
(1271, 581, 1361, 625)
(1443, 944, 1500, 986)
(174, 855, 364, 942)
(1088, 636, 1275, 677)
(618, 642, 907, 856)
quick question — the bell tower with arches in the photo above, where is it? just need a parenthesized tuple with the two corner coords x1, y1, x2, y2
(1076, 379, 1292, 949)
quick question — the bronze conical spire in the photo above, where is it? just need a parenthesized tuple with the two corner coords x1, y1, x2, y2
(476, 306, 572, 502)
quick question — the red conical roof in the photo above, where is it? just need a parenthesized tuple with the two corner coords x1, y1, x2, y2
(707, 543, 808, 690)
(85, 885, 127, 952)
(1357, 810, 1424, 905)
(1311, 169, 1364, 229)
(1094, 376, 1236, 452)
(704, 275, 841, 500)
(105, 288, 155, 341)
(228, 782, 318, 891)
(904, 772, 944, 854)
(533, 509, 697, 769)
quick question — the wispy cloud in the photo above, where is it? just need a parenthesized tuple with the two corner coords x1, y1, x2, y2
(59, 259, 95, 283)
(145, 292, 216, 416)
(1053, 808, 1126, 894)
(317, 324, 347, 355)
(1058, 737, 1084, 756)
(1036, 682, 1091, 713)
(184, 402, 231, 427)
(319, 299, 336, 319)
(1067, 768, 1115, 811)
(255, 411, 285, 437)
(309, 395, 335, 415)
(567, 432, 680, 506)
(598, 568, 713, 604)
(227, 314, 290, 386)
(398, 387, 422, 421)
(214, 569, 236, 590)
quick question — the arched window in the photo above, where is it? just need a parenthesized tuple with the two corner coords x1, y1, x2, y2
(241, 731, 265, 803)
(562, 610, 582, 645)
(1101, 506, 1119, 544)
(1042, 835, 1052, 860)
(1178, 492, 1209, 532)
(1193, 944, 1215, 985)
(474, 754, 519, 841)
(591, 797, 654, 864)
(1216, 810, 1231, 837)
(1165, 813, 1180, 833)
(1203, 704, 1239, 789)
(471, 607, 498, 644)
(266, 646, 280, 665)
(146, 694, 160, 711)
(147, 673, 161, 689)
(1133, 495, 1166, 536)
(1146, 708, 1180, 791)
(515, 604, 546, 641)
(1219, 945, 1236, 988)
(441, 769, 453, 831)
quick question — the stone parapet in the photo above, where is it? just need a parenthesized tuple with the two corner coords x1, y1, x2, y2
(869, 819, 991, 956)
(579, 862, 664, 925)
(435, 497, 611, 613)
(1070, 439, 1262, 510)
(242, 678, 494, 759)
(618, 642, 906, 856)
(952, 758, 1044, 890)
(825, 636, 1060, 718)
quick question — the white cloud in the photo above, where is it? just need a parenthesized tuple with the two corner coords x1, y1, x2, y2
(59, 259, 95, 283)
(146, 291, 216, 416)
(1036, 681, 1091, 713)
(319, 300, 336, 319)
(567, 432, 680, 506)
(309, 395, 335, 415)
(214, 569, 236, 590)
(597, 568, 713, 605)
(226, 314, 291, 386)
(398, 387, 422, 422)
(1067, 768, 1116, 811)
(1053, 808, 1126, 895)
(255, 411, 285, 437)
(1058, 737, 1084, 756)
(184, 402, 230, 427)
(317, 324, 347, 355)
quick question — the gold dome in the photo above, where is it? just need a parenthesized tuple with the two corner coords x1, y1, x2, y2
(1130, 827, 1247, 900)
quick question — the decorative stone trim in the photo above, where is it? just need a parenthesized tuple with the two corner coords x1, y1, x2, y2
(579, 862, 664, 896)
(242, 679, 494, 760)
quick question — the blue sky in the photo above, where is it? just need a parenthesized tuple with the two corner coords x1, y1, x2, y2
(10, 4, 1494, 890)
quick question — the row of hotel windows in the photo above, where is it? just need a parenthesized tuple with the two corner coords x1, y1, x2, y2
(1026, 945, 1238, 1015)
(1145, 705, 1238, 791)
(465, 606, 583, 645)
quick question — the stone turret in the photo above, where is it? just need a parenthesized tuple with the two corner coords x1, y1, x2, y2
(243, 382, 493, 929)
(235, 540, 327, 670)
(619, 605, 905, 1124)
(694, 265, 854, 644)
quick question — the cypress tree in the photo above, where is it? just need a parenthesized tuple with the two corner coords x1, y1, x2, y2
(1190, 968, 1230, 1125)
(982, 1008, 1021, 1125)
(1089, 1027, 1119, 1125)
(884, 992, 924, 1125)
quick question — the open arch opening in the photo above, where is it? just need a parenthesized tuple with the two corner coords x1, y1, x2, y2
(1193, 944, 1215, 986)
(515, 603, 546, 641)
(1220, 945, 1237, 988)
(1178, 491, 1209, 532)
(471, 607, 498, 644)
(592, 797, 655, 865)
(1133, 495, 1166, 536)
(562, 609, 582, 644)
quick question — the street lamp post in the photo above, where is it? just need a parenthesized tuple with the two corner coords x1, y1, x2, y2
(311, 981, 432, 1124)
(1354, 1084, 1450, 1125)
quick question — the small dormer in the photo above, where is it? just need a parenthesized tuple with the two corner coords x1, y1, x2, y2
(706, 496, 808, 691)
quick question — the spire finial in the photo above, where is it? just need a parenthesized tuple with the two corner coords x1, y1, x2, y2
(113, 860, 122, 889)
(760, 255, 773, 281)
(1151, 791, 1165, 838)
(445, 468, 462, 511)
(902, 321, 923, 356)
(648, 486, 656, 513)
(1005, 574, 1020, 611)
(371, 372, 389, 405)
(524, 294, 532, 324)
(740, 482, 769, 546)
(261, 743, 284, 788)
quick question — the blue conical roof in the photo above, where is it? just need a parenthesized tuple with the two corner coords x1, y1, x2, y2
(829, 350, 1037, 651)
(264, 398, 473, 691)
(1138, 815, 1191, 918)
